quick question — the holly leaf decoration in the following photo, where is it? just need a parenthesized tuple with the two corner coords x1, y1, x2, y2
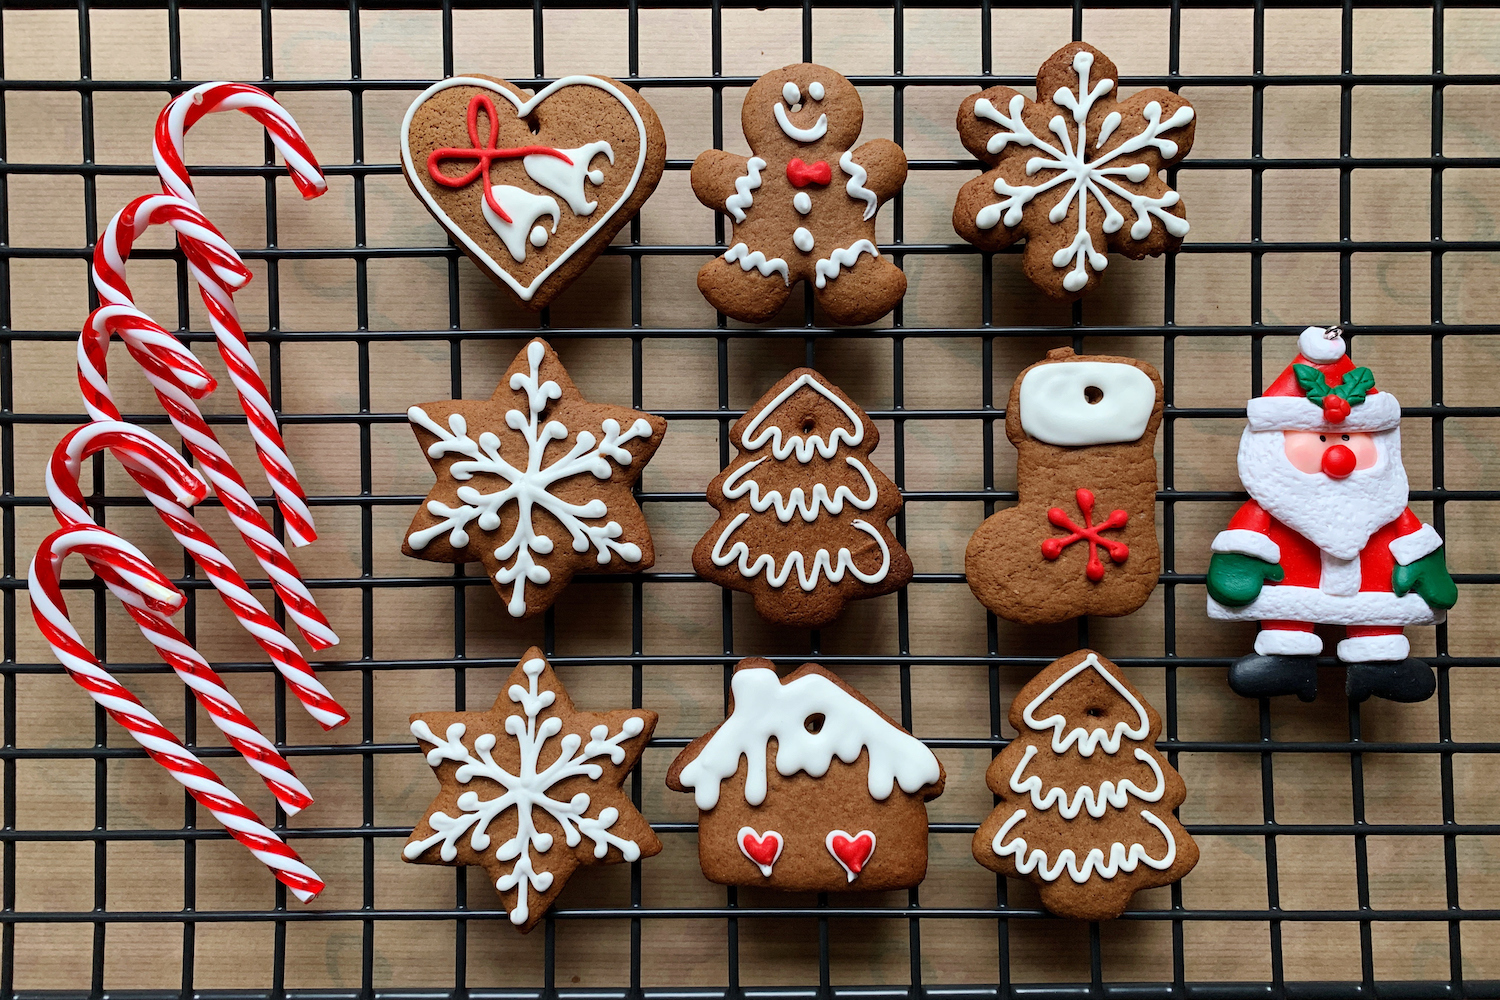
(1333, 366, 1375, 405)
(1293, 364, 1330, 405)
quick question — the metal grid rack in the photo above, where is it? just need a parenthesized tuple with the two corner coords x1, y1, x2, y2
(3, 0, 1499, 998)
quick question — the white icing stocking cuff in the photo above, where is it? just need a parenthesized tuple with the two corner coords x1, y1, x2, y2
(1336, 633, 1409, 663)
(1254, 628, 1323, 657)
(1212, 529, 1280, 565)
(1389, 524, 1442, 566)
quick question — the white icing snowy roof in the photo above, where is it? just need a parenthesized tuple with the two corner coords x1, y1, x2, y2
(677, 665, 942, 810)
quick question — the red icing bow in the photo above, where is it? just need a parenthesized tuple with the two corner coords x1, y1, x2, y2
(426, 93, 571, 223)
(786, 158, 832, 187)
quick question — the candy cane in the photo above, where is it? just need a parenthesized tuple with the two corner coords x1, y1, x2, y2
(95, 193, 319, 549)
(47, 421, 317, 813)
(78, 305, 350, 729)
(91, 199, 337, 650)
(28, 524, 324, 901)
(154, 83, 326, 547)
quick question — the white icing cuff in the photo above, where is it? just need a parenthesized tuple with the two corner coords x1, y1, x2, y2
(1246, 389, 1401, 433)
(1336, 633, 1409, 663)
(1254, 628, 1323, 656)
(1212, 529, 1281, 564)
(1389, 524, 1442, 566)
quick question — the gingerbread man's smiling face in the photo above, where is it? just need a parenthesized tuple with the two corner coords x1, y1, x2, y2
(742, 64, 864, 159)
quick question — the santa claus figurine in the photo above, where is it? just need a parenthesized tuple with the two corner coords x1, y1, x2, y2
(1207, 325, 1457, 703)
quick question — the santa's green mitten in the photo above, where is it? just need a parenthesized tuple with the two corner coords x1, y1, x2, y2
(1393, 548, 1458, 610)
(1207, 551, 1283, 607)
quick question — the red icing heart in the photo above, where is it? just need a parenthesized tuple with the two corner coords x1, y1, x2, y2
(826, 829, 876, 881)
(738, 827, 783, 876)
(787, 158, 832, 187)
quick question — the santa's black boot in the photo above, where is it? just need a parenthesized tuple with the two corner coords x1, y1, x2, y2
(1228, 654, 1319, 702)
(1345, 659, 1437, 703)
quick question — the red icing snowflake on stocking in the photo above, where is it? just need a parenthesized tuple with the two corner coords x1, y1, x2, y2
(1041, 488, 1129, 582)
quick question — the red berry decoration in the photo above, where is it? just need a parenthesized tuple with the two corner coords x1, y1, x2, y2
(1322, 395, 1351, 422)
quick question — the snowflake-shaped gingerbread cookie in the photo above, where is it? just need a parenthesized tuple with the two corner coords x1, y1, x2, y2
(402, 338, 667, 618)
(404, 648, 660, 930)
(952, 42, 1196, 299)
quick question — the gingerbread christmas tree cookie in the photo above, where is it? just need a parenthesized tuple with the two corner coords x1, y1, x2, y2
(974, 649, 1197, 920)
(402, 338, 667, 618)
(404, 648, 659, 931)
(952, 42, 1196, 299)
(667, 658, 945, 892)
(693, 369, 912, 627)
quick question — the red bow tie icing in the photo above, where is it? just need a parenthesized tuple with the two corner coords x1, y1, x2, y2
(426, 93, 571, 223)
(786, 158, 832, 187)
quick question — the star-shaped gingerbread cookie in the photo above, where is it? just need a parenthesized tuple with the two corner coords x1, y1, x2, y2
(403, 648, 660, 931)
(952, 42, 1196, 299)
(402, 338, 667, 618)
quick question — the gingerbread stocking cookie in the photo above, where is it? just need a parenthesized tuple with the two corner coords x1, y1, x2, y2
(966, 348, 1164, 624)
(692, 64, 908, 326)
(692, 369, 912, 627)
(974, 649, 1197, 920)
(952, 42, 1196, 299)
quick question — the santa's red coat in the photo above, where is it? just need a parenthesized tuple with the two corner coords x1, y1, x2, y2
(1207, 500, 1444, 626)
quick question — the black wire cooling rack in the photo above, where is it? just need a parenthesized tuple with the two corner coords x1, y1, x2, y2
(4, 0, 1500, 998)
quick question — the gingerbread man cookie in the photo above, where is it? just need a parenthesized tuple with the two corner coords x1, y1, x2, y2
(692, 65, 908, 326)
(952, 42, 1195, 299)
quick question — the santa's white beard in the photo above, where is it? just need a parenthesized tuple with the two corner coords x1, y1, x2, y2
(1237, 428, 1409, 561)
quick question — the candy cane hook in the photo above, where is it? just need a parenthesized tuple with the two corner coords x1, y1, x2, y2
(28, 524, 325, 900)
(48, 422, 315, 813)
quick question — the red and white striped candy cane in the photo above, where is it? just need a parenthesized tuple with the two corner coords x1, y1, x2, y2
(154, 84, 325, 546)
(48, 421, 317, 813)
(91, 198, 338, 650)
(28, 524, 325, 901)
(94, 193, 319, 548)
(78, 305, 350, 730)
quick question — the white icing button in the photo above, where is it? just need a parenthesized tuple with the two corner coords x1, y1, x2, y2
(529, 225, 548, 248)
(793, 192, 812, 215)
(809, 81, 826, 101)
(1017, 360, 1156, 446)
(782, 81, 801, 105)
(793, 227, 815, 253)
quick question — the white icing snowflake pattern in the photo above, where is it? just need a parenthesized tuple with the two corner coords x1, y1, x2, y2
(972, 49, 1194, 292)
(406, 341, 655, 617)
(405, 657, 647, 926)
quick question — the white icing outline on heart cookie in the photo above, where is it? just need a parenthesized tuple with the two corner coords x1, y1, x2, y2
(400, 75, 650, 303)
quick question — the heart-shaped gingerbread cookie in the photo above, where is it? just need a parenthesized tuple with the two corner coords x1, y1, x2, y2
(401, 75, 665, 310)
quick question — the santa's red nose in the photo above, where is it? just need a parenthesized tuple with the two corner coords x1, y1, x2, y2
(1322, 444, 1357, 478)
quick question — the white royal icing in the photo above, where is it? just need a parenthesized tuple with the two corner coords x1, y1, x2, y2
(1020, 652, 1150, 757)
(482, 186, 560, 264)
(400, 76, 651, 302)
(971, 50, 1193, 292)
(992, 807, 1176, 884)
(406, 657, 648, 926)
(794, 191, 812, 215)
(1007, 744, 1165, 820)
(723, 454, 878, 523)
(726, 156, 767, 223)
(711, 513, 891, 591)
(808, 81, 826, 101)
(676, 664, 942, 810)
(740, 372, 865, 461)
(839, 151, 878, 221)
(523, 141, 613, 216)
(813, 239, 879, 289)
(775, 102, 829, 142)
(1017, 360, 1156, 446)
(737, 826, 783, 877)
(793, 227, 815, 253)
(406, 341, 655, 617)
(782, 82, 801, 105)
(724, 242, 790, 284)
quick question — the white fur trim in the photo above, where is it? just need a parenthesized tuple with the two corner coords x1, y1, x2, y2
(1255, 628, 1323, 656)
(1208, 587, 1443, 627)
(1299, 326, 1346, 363)
(1320, 551, 1362, 597)
(1212, 529, 1280, 564)
(1389, 524, 1442, 565)
(1246, 390, 1401, 433)
(1336, 633, 1410, 663)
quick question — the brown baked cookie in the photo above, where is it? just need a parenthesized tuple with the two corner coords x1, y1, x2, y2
(667, 658, 944, 891)
(952, 42, 1196, 300)
(404, 647, 659, 931)
(966, 348, 1163, 624)
(692, 369, 912, 628)
(402, 338, 667, 619)
(691, 65, 907, 326)
(401, 74, 665, 310)
(973, 649, 1197, 920)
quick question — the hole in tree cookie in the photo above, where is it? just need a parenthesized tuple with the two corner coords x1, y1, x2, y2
(1085, 707, 1105, 717)
(802, 416, 817, 433)
(804, 713, 826, 734)
(1084, 385, 1104, 404)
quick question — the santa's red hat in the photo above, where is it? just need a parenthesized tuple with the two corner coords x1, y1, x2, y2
(1246, 326, 1402, 433)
